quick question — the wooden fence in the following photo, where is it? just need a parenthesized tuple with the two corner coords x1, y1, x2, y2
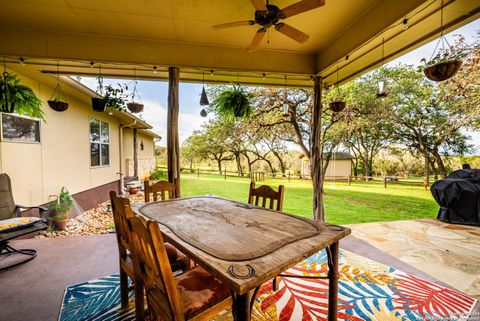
(157, 166, 430, 189)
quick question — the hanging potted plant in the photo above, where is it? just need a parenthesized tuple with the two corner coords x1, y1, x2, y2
(48, 83, 69, 112)
(422, 51, 464, 82)
(421, 0, 465, 82)
(92, 76, 127, 112)
(0, 72, 44, 119)
(127, 80, 144, 113)
(211, 85, 252, 119)
(48, 187, 74, 231)
(328, 85, 346, 113)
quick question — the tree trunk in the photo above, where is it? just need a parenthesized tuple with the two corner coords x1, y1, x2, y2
(217, 159, 222, 175)
(432, 149, 447, 178)
(423, 152, 430, 188)
(272, 150, 286, 177)
(234, 152, 243, 176)
(311, 77, 324, 222)
(167, 67, 180, 196)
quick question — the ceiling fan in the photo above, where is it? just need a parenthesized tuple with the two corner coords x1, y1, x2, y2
(212, 0, 325, 52)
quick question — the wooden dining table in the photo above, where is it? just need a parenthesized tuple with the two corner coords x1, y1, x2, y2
(133, 195, 351, 321)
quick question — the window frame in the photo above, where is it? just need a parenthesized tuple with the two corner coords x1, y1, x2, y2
(89, 117, 110, 167)
(0, 112, 42, 144)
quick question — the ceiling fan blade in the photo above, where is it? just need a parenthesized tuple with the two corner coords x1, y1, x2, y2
(250, 0, 267, 11)
(248, 28, 267, 52)
(280, 0, 325, 18)
(275, 23, 309, 43)
(212, 20, 255, 30)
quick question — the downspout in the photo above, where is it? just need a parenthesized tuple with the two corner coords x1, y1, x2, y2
(119, 120, 136, 193)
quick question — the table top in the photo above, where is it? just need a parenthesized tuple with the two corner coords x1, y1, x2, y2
(133, 196, 351, 294)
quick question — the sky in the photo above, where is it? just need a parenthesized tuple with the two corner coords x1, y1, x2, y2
(79, 18, 480, 151)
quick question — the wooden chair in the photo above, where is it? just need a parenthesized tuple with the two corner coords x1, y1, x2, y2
(247, 182, 285, 291)
(127, 210, 231, 321)
(144, 179, 178, 202)
(109, 192, 191, 320)
(109, 191, 145, 320)
(247, 182, 285, 211)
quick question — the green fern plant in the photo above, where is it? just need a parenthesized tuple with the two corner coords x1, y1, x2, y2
(0, 72, 44, 119)
(211, 85, 252, 119)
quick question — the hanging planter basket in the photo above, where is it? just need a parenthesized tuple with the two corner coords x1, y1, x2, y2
(211, 85, 252, 119)
(329, 101, 346, 113)
(48, 100, 68, 112)
(91, 97, 107, 112)
(48, 83, 69, 112)
(424, 60, 462, 82)
(127, 102, 144, 113)
(127, 80, 144, 113)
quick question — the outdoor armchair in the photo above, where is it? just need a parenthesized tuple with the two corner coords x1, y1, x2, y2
(0, 173, 48, 270)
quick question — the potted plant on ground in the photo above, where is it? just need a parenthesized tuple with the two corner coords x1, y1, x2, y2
(0, 72, 44, 119)
(48, 187, 74, 231)
(211, 85, 252, 119)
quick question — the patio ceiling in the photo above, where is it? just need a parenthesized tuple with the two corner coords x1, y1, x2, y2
(0, 0, 478, 87)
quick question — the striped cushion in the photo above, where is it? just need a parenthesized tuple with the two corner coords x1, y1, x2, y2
(0, 217, 41, 233)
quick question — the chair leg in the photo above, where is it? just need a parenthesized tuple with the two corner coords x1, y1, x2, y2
(272, 277, 279, 292)
(134, 280, 144, 321)
(119, 268, 129, 310)
(0, 242, 37, 271)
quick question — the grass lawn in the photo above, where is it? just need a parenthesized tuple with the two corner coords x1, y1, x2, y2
(179, 173, 438, 225)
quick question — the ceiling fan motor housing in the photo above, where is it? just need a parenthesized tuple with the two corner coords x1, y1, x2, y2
(255, 4, 283, 28)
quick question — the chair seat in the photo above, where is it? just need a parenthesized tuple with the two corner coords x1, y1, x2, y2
(0, 220, 47, 242)
(175, 266, 230, 318)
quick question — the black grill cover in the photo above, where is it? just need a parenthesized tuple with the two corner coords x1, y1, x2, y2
(448, 169, 480, 181)
(431, 172, 480, 226)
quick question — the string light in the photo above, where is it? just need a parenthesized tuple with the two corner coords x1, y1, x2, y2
(89, 61, 95, 68)
(153, 66, 158, 74)
(19, 57, 26, 66)
(402, 18, 409, 30)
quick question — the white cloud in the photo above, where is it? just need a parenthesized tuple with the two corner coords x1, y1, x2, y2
(139, 99, 211, 146)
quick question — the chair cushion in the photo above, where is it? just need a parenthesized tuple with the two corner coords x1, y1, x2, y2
(0, 217, 42, 234)
(175, 266, 230, 318)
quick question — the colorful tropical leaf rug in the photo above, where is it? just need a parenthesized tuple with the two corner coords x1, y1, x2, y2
(58, 250, 477, 321)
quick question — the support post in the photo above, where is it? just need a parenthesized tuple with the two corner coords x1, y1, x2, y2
(167, 67, 181, 197)
(311, 77, 324, 222)
(224, 169, 227, 180)
(133, 128, 138, 178)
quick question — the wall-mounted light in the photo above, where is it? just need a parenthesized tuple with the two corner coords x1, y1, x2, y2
(140, 140, 144, 151)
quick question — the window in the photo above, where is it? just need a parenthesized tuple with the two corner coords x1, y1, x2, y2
(1, 114, 41, 143)
(90, 118, 109, 166)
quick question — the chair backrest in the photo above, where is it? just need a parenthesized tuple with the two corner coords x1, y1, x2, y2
(128, 210, 184, 321)
(109, 191, 134, 256)
(144, 179, 178, 202)
(0, 173, 16, 220)
(248, 182, 285, 211)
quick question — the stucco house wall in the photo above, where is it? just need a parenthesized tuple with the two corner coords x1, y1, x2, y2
(0, 66, 158, 209)
(123, 129, 156, 179)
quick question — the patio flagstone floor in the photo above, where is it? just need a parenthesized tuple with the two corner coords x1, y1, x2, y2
(1, 219, 479, 321)
(347, 218, 480, 299)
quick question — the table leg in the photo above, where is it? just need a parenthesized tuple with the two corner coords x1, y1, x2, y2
(231, 290, 254, 321)
(327, 241, 339, 321)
